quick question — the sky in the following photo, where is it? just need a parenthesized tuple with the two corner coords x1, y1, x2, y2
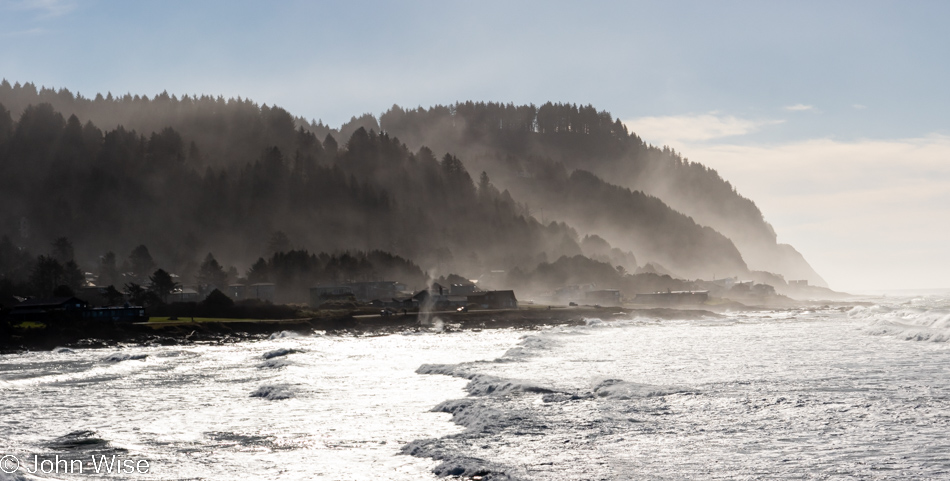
(1, 0, 948, 292)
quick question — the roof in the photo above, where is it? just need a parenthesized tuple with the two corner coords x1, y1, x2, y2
(1, 296, 24, 307)
(13, 297, 87, 308)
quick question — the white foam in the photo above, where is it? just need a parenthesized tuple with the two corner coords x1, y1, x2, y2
(268, 330, 300, 339)
(850, 301, 950, 342)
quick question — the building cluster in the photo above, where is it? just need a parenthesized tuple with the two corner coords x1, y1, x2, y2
(3, 297, 146, 323)
(310, 281, 518, 310)
(553, 284, 622, 306)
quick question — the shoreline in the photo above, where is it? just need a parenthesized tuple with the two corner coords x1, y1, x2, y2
(0, 302, 859, 355)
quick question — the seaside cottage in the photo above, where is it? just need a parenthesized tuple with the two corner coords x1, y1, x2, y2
(466, 290, 518, 309)
(9, 297, 88, 321)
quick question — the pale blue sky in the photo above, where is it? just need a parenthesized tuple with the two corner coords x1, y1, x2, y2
(2, 0, 948, 290)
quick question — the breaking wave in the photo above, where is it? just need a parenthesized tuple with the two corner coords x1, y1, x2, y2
(261, 348, 298, 359)
(850, 301, 950, 342)
(102, 352, 147, 362)
(268, 331, 300, 340)
(409, 322, 697, 480)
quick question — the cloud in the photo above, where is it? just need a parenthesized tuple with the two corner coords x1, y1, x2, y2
(3, 0, 76, 18)
(622, 113, 782, 145)
(784, 104, 814, 111)
(0, 27, 46, 37)
(852, 104, 867, 110)
(678, 135, 950, 291)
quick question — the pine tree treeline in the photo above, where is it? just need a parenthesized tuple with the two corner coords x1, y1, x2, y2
(0, 80, 827, 297)
(377, 101, 825, 285)
(0, 94, 596, 299)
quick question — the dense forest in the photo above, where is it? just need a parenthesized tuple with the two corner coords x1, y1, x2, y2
(376, 102, 826, 286)
(0, 80, 826, 305)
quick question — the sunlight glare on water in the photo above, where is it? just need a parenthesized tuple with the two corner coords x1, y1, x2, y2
(3, 297, 950, 480)
(0, 330, 520, 480)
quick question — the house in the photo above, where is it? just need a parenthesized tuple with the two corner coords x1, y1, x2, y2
(412, 283, 446, 305)
(711, 277, 737, 288)
(789, 280, 809, 287)
(80, 306, 147, 322)
(344, 281, 408, 301)
(167, 287, 200, 303)
(554, 284, 596, 304)
(248, 283, 276, 302)
(390, 297, 417, 309)
(78, 286, 112, 306)
(310, 285, 355, 307)
(450, 283, 478, 295)
(445, 295, 469, 308)
(0, 295, 24, 314)
(633, 290, 709, 306)
(585, 289, 621, 306)
(228, 284, 247, 300)
(8, 297, 89, 321)
(467, 290, 518, 309)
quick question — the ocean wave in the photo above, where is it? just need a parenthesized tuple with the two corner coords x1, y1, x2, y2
(261, 348, 298, 359)
(268, 330, 300, 340)
(101, 352, 147, 362)
(402, 439, 511, 480)
(47, 430, 111, 450)
(250, 385, 294, 400)
(258, 357, 293, 369)
(417, 364, 553, 397)
(850, 303, 950, 342)
(591, 378, 694, 399)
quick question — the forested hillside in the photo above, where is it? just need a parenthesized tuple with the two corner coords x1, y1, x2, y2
(0, 80, 826, 303)
(377, 102, 826, 286)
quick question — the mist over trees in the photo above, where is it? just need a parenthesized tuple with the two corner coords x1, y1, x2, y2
(0, 80, 826, 304)
(377, 101, 825, 285)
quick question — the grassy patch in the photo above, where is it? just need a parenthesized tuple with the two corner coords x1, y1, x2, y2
(14, 321, 46, 329)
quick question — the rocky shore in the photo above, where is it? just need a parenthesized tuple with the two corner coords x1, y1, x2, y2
(0, 306, 721, 354)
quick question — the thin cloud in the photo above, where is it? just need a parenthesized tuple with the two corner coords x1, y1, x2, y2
(3, 0, 76, 18)
(853, 104, 868, 110)
(622, 113, 782, 145)
(784, 104, 814, 111)
(0, 27, 47, 37)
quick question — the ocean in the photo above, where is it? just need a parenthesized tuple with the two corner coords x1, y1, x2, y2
(2, 295, 949, 480)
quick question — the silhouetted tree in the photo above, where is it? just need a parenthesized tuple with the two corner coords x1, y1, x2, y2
(63, 259, 84, 292)
(51, 237, 74, 263)
(129, 245, 155, 281)
(124, 282, 147, 306)
(31, 256, 64, 297)
(148, 268, 178, 303)
(104, 285, 125, 306)
(197, 253, 227, 291)
(267, 231, 291, 256)
(246, 257, 269, 284)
